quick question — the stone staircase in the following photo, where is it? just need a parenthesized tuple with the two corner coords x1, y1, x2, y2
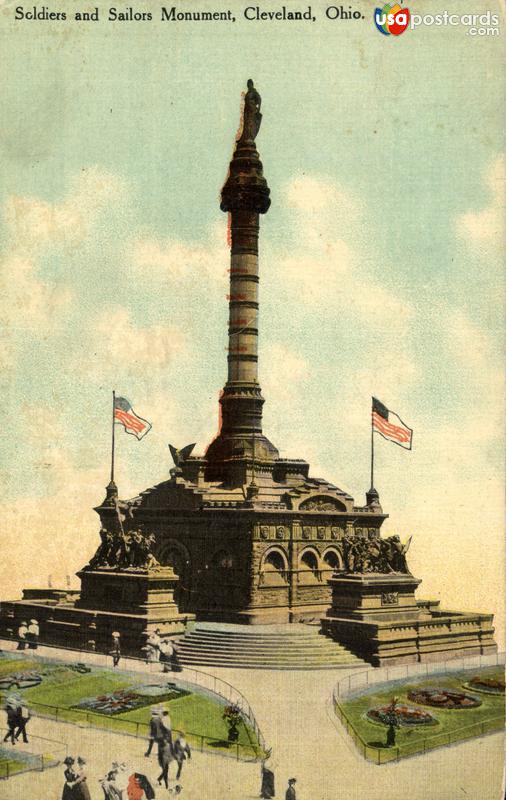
(173, 622, 366, 670)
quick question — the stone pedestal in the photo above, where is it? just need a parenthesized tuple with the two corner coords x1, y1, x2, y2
(77, 566, 180, 616)
(321, 573, 497, 666)
(0, 567, 194, 658)
(327, 573, 422, 622)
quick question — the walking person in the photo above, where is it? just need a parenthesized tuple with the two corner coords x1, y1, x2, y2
(127, 772, 155, 800)
(260, 752, 275, 799)
(145, 629, 161, 663)
(160, 709, 172, 740)
(157, 737, 174, 790)
(384, 697, 400, 748)
(173, 731, 191, 780)
(14, 701, 30, 743)
(115, 762, 130, 799)
(62, 756, 78, 800)
(3, 699, 19, 745)
(16, 621, 28, 650)
(27, 619, 39, 649)
(144, 708, 161, 757)
(159, 639, 174, 672)
(110, 631, 121, 668)
(73, 756, 92, 800)
(100, 762, 121, 800)
(285, 777, 297, 800)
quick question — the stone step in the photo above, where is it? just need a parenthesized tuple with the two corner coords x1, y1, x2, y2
(176, 655, 363, 670)
(182, 632, 328, 643)
(179, 635, 349, 651)
(173, 623, 366, 669)
(176, 646, 354, 660)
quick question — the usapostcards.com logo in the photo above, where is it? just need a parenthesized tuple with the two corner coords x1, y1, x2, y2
(374, 3, 410, 36)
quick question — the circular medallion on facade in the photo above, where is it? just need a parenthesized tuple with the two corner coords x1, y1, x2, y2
(317, 527, 326, 540)
(276, 526, 285, 540)
(260, 526, 269, 540)
(302, 526, 311, 540)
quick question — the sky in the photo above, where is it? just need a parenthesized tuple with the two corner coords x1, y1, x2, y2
(0, 0, 504, 642)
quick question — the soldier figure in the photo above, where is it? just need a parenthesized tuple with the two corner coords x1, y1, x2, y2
(342, 533, 355, 572)
(89, 527, 115, 569)
(389, 535, 411, 573)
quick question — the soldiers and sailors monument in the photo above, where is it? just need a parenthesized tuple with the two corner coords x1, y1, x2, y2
(0, 81, 497, 668)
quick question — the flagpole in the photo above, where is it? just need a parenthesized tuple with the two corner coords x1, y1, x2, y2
(370, 401, 375, 491)
(111, 389, 116, 483)
(366, 400, 380, 506)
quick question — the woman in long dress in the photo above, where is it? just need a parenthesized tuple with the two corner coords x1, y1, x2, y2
(73, 756, 92, 800)
(62, 756, 77, 800)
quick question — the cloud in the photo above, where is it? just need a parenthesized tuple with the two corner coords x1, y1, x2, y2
(0, 452, 104, 596)
(0, 254, 73, 331)
(442, 307, 504, 411)
(3, 167, 126, 255)
(276, 175, 413, 330)
(128, 221, 229, 287)
(92, 306, 187, 370)
(261, 343, 309, 404)
(457, 152, 505, 248)
(0, 167, 127, 340)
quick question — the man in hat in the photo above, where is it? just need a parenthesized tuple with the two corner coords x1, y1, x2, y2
(110, 631, 121, 668)
(144, 708, 162, 757)
(3, 696, 20, 745)
(17, 621, 28, 650)
(285, 777, 297, 800)
(14, 700, 30, 744)
(173, 731, 191, 780)
(27, 619, 39, 650)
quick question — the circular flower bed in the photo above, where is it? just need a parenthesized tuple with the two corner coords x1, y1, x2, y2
(407, 687, 481, 709)
(465, 676, 505, 695)
(366, 703, 437, 726)
(0, 671, 43, 690)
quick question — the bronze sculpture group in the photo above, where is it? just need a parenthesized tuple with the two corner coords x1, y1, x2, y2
(87, 526, 159, 571)
(341, 534, 411, 575)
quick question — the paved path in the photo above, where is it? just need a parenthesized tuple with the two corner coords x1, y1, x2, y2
(209, 667, 505, 800)
(0, 645, 503, 799)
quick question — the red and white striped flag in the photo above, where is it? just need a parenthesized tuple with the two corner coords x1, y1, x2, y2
(114, 396, 152, 440)
(372, 397, 412, 450)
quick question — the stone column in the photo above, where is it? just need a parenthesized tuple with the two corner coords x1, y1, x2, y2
(205, 82, 279, 478)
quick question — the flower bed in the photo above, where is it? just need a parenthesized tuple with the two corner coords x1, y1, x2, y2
(465, 676, 505, 695)
(0, 671, 43, 691)
(366, 703, 437, 726)
(407, 687, 481, 709)
(73, 683, 190, 715)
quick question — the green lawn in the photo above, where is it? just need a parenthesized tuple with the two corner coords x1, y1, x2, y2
(338, 667, 504, 763)
(0, 653, 264, 760)
(0, 746, 60, 779)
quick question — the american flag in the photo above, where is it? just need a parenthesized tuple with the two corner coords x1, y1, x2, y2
(372, 397, 412, 450)
(114, 396, 152, 440)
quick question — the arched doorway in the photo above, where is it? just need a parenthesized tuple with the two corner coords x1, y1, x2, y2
(157, 539, 192, 612)
(260, 547, 288, 586)
(298, 548, 322, 583)
(321, 547, 343, 580)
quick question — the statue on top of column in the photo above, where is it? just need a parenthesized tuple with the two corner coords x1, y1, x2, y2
(239, 80, 262, 143)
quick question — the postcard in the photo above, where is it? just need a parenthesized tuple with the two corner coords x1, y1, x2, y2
(0, 1, 504, 798)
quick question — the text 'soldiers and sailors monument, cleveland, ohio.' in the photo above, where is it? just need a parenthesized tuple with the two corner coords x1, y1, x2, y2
(0, 82, 497, 666)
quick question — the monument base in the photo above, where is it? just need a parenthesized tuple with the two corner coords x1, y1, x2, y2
(321, 573, 497, 667)
(0, 567, 193, 657)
